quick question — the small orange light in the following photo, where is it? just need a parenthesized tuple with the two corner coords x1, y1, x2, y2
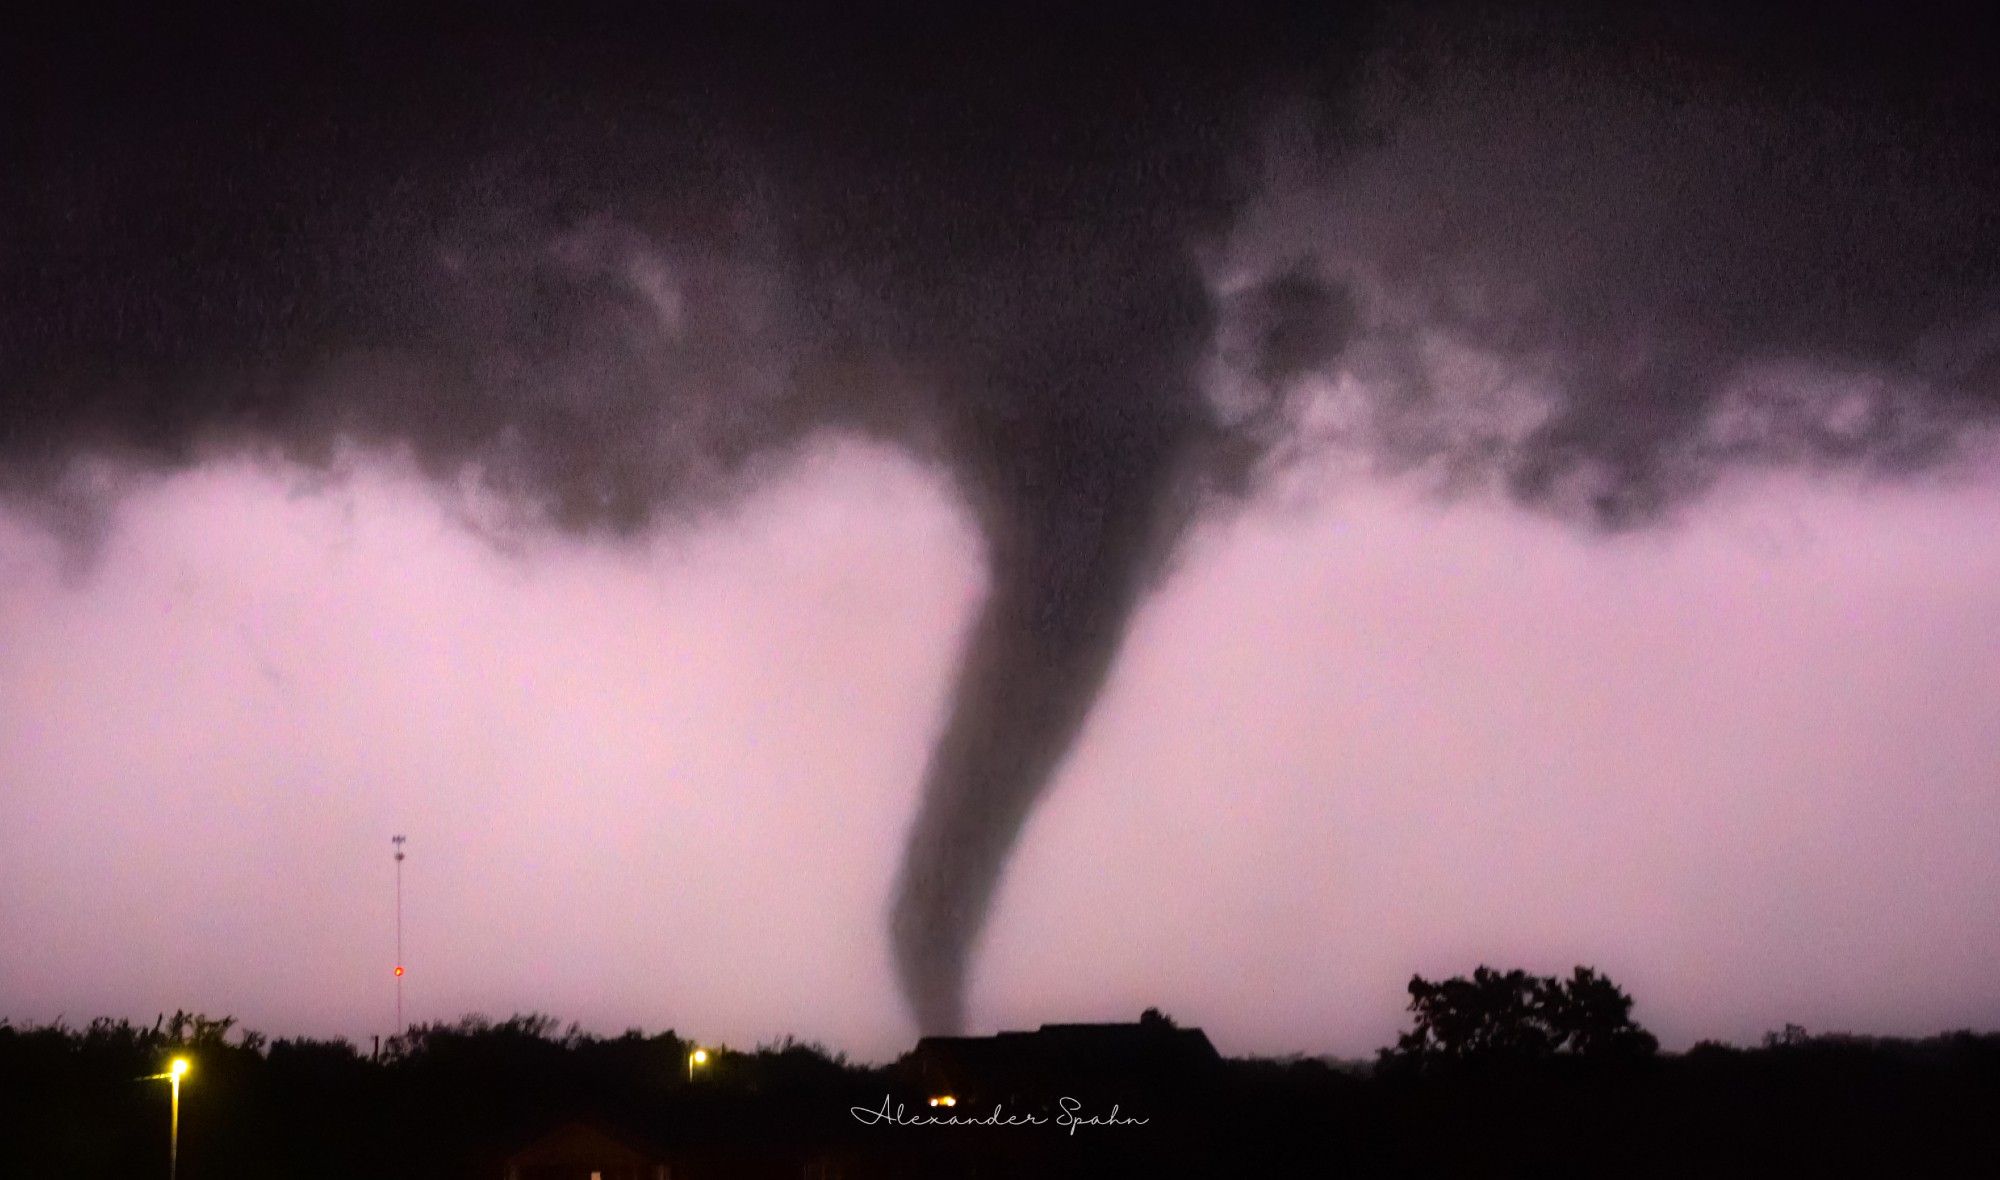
(394, 966, 404, 977)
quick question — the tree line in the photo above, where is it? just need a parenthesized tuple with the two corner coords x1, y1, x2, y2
(4, 968, 1997, 1177)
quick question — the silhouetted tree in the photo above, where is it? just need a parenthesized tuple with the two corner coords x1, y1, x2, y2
(1384, 965, 1657, 1068)
(1543, 966, 1659, 1058)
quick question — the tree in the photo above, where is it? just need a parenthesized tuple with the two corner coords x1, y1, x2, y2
(1384, 965, 1657, 1068)
(1543, 966, 1659, 1058)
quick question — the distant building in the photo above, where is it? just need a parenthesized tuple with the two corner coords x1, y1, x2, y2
(902, 1011, 1222, 1113)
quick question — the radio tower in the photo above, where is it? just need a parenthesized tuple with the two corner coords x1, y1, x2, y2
(392, 835, 407, 1036)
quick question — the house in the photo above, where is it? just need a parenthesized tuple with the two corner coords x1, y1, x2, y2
(902, 1011, 1222, 1114)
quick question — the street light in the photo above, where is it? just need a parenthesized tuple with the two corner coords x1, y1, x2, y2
(142, 1057, 192, 1180)
(688, 1047, 709, 1082)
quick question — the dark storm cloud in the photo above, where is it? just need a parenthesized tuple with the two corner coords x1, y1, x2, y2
(5, 2, 1998, 1032)
(1233, 2, 2000, 524)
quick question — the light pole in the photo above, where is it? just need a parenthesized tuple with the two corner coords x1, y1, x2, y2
(393, 834, 407, 1036)
(143, 1057, 191, 1180)
(687, 1047, 708, 1082)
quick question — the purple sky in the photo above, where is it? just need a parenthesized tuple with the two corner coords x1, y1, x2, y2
(5, 441, 1996, 1062)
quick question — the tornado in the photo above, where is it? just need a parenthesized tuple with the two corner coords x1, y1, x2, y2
(889, 467, 1179, 1035)
(884, 251, 1218, 1032)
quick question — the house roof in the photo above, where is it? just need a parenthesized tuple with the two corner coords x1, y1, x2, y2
(907, 1018, 1221, 1101)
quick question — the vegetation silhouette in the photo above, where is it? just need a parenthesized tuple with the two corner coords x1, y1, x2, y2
(2, 983, 1996, 1177)
(1380, 964, 1660, 1072)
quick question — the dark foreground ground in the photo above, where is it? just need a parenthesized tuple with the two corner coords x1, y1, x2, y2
(4, 1017, 1997, 1177)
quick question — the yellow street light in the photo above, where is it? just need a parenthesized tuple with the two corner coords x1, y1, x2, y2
(688, 1047, 709, 1082)
(928, 1094, 957, 1108)
(144, 1057, 192, 1180)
